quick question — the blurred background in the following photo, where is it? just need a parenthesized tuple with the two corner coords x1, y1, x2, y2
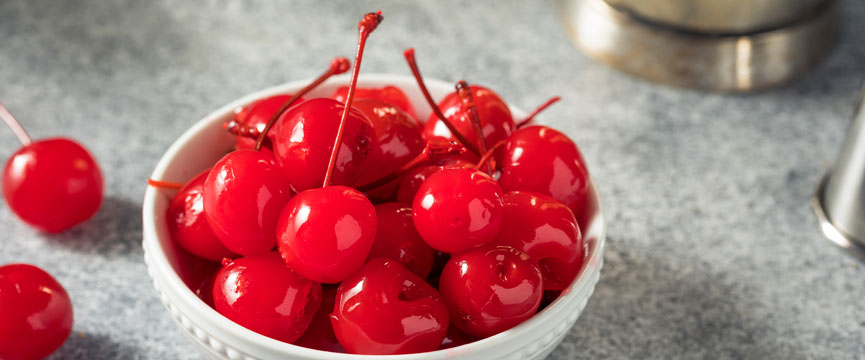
(0, 0, 864, 358)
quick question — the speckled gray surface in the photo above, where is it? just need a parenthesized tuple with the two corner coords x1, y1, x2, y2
(0, 0, 864, 359)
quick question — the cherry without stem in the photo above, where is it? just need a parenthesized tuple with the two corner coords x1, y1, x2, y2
(166, 169, 236, 261)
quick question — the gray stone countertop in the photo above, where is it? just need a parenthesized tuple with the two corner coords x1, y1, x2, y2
(0, 0, 863, 359)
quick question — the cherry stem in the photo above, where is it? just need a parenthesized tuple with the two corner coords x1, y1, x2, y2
(357, 139, 465, 192)
(455, 80, 492, 174)
(476, 139, 505, 173)
(403, 48, 481, 157)
(516, 96, 561, 129)
(147, 178, 185, 190)
(0, 99, 32, 146)
(322, 11, 383, 188)
(254, 57, 351, 151)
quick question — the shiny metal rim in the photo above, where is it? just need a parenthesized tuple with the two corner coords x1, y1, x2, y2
(812, 173, 865, 260)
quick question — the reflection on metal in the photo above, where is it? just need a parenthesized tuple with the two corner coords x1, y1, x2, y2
(556, 0, 839, 92)
(813, 174, 865, 260)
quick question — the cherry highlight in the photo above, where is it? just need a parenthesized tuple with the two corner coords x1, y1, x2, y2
(322, 11, 382, 188)
(403, 48, 481, 157)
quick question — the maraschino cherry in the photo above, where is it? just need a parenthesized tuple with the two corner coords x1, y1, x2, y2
(494, 191, 584, 290)
(331, 258, 449, 354)
(498, 125, 590, 217)
(0, 263, 74, 360)
(439, 246, 543, 338)
(368, 202, 434, 278)
(350, 99, 424, 189)
(295, 287, 345, 353)
(212, 253, 321, 343)
(412, 167, 504, 253)
(203, 149, 291, 255)
(0, 100, 103, 232)
(166, 169, 235, 261)
(332, 85, 418, 120)
(276, 11, 382, 283)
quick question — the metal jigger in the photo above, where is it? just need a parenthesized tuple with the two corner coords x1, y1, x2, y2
(813, 84, 865, 259)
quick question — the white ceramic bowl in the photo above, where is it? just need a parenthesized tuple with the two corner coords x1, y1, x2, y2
(142, 74, 606, 360)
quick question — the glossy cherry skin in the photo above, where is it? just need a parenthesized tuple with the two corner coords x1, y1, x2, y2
(332, 85, 417, 120)
(494, 191, 584, 291)
(350, 99, 424, 188)
(271, 98, 376, 192)
(331, 258, 449, 355)
(167, 169, 236, 261)
(203, 149, 292, 255)
(368, 203, 435, 278)
(424, 85, 514, 151)
(2, 138, 103, 232)
(295, 287, 346, 353)
(439, 246, 543, 338)
(0, 264, 73, 360)
(412, 168, 504, 253)
(232, 94, 304, 150)
(277, 186, 377, 283)
(499, 126, 590, 218)
(212, 252, 321, 343)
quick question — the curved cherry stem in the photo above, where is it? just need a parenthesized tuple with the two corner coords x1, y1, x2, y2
(323, 11, 382, 188)
(475, 139, 505, 174)
(255, 57, 350, 151)
(515, 96, 561, 129)
(147, 178, 184, 190)
(455, 80, 491, 174)
(403, 48, 481, 157)
(357, 139, 465, 192)
(0, 99, 32, 146)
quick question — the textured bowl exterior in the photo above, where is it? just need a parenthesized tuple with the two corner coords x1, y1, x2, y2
(142, 74, 606, 360)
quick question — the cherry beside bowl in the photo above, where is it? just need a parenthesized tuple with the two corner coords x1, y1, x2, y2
(142, 74, 606, 360)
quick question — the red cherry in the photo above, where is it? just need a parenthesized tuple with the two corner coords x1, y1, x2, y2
(270, 98, 376, 192)
(295, 287, 346, 353)
(229, 94, 302, 150)
(277, 186, 377, 283)
(412, 168, 503, 253)
(203, 149, 292, 255)
(424, 85, 514, 153)
(350, 99, 424, 188)
(0, 264, 73, 360)
(494, 191, 584, 290)
(167, 169, 236, 261)
(212, 252, 321, 343)
(499, 125, 590, 217)
(396, 165, 440, 205)
(2, 138, 103, 232)
(195, 271, 217, 309)
(368, 202, 434, 278)
(439, 246, 543, 338)
(331, 258, 449, 355)
(332, 85, 418, 120)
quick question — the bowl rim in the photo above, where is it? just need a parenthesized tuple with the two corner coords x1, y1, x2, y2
(142, 73, 606, 359)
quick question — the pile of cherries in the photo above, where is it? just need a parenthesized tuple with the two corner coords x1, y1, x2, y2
(158, 11, 594, 355)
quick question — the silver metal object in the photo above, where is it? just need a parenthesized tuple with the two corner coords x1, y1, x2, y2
(556, 0, 840, 92)
(604, 0, 829, 34)
(813, 84, 865, 260)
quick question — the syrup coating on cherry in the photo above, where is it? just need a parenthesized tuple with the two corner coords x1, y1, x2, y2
(499, 125, 590, 217)
(295, 287, 346, 353)
(495, 191, 585, 291)
(167, 169, 235, 261)
(331, 258, 449, 355)
(203, 149, 292, 255)
(439, 246, 543, 338)
(276, 185, 377, 283)
(332, 85, 418, 120)
(368, 202, 435, 278)
(212, 252, 322, 343)
(412, 167, 504, 253)
(350, 99, 424, 188)
(0, 264, 73, 360)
